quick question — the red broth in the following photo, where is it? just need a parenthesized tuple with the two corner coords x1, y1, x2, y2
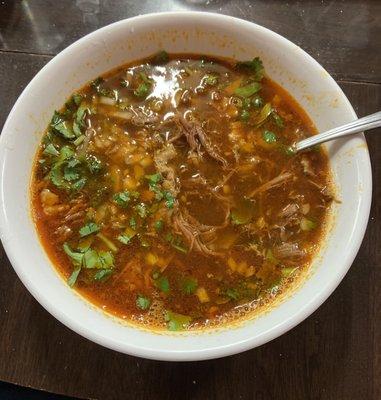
(31, 53, 333, 330)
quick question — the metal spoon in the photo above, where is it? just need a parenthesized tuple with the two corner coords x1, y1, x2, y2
(294, 111, 381, 152)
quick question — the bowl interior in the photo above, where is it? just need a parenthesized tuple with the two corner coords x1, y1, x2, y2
(0, 12, 371, 361)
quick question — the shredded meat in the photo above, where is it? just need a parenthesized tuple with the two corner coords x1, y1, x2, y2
(154, 144, 179, 195)
(273, 243, 306, 259)
(248, 172, 293, 197)
(61, 196, 88, 226)
(172, 175, 232, 257)
(173, 211, 223, 257)
(174, 114, 228, 167)
(130, 106, 159, 126)
(278, 203, 299, 219)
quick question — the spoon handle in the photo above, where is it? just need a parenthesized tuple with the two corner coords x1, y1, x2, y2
(295, 111, 381, 152)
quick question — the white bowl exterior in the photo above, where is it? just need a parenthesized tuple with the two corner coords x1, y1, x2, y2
(0, 12, 371, 361)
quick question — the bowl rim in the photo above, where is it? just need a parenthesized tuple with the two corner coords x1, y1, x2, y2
(0, 11, 372, 361)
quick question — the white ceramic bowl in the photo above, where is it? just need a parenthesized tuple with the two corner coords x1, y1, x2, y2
(0, 12, 371, 361)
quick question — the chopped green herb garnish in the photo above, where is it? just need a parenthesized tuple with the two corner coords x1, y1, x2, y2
(63, 243, 83, 266)
(240, 109, 250, 122)
(272, 111, 284, 128)
(182, 277, 198, 295)
(234, 82, 261, 98)
(73, 135, 85, 146)
(164, 191, 175, 209)
(86, 155, 102, 173)
(300, 217, 317, 231)
(75, 103, 88, 126)
(117, 232, 135, 244)
(67, 267, 81, 287)
(135, 203, 148, 218)
(129, 216, 137, 230)
(203, 74, 218, 86)
(72, 93, 83, 106)
(94, 269, 113, 281)
(72, 177, 87, 191)
(155, 276, 170, 293)
(72, 120, 82, 137)
(165, 311, 191, 331)
(252, 96, 263, 108)
(91, 77, 104, 89)
(43, 144, 59, 157)
(152, 50, 169, 64)
(113, 191, 131, 208)
(91, 77, 114, 97)
(134, 74, 152, 98)
(50, 111, 75, 139)
(145, 173, 162, 184)
(79, 222, 100, 237)
(281, 267, 298, 277)
(154, 220, 163, 231)
(83, 249, 100, 268)
(63, 164, 80, 182)
(136, 295, 151, 310)
(235, 57, 264, 80)
(262, 130, 277, 143)
(225, 288, 240, 301)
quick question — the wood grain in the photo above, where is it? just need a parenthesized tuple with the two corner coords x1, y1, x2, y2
(0, 1, 380, 399)
(0, 0, 380, 83)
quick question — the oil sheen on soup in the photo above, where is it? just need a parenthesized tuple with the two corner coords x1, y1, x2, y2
(31, 52, 333, 331)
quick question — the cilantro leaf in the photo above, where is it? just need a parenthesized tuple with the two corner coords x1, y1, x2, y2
(203, 74, 218, 86)
(234, 82, 261, 98)
(117, 232, 135, 244)
(164, 191, 175, 209)
(165, 311, 191, 331)
(43, 144, 59, 157)
(262, 130, 277, 143)
(182, 277, 198, 295)
(72, 177, 87, 191)
(72, 93, 83, 106)
(73, 120, 82, 137)
(135, 203, 148, 218)
(129, 216, 137, 230)
(67, 267, 81, 287)
(86, 155, 102, 173)
(235, 57, 264, 80)
(113, 191, 131, 207)
(75, 103, 88, 126)
(225, 288, 240, 300)
(94, 269, 113, 281)
(50, 111, 75, 139)
(63, 243, 84, 266)
(136, 294, 151, 310)
(272, 111, 284, 128)
(79, 222, 100, 237)
(63, 164, 80, 181)
(155, 275, 170, 293)
(154, 220, 163, 231)
(152, 50, 169, 64)
(145, 173, 162, 184)
(83, 249, 100, 268)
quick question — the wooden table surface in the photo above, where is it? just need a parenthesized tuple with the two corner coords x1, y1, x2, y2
(0, 1, 380, 399)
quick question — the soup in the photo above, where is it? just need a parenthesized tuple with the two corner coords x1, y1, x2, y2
(31, 52, 333, 331)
